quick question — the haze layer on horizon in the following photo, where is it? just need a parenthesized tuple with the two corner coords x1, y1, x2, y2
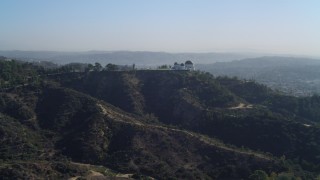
(1, 0, 320, 56)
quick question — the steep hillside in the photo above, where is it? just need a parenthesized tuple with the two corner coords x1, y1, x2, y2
(1, 65, 320, 179)
(59, 70, 320, 178)
(63, 71, 239, 121)
(0, 83, 287, 179)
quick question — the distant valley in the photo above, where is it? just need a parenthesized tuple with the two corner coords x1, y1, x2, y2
(198, 56, 320, 96)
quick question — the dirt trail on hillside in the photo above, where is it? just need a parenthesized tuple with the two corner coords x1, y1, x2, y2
(228, 103, 253, 110)
(97, 103, 144, 126)
(68, 166, 106, 180)
(97, 103, 272, 161)
(69, 162, 136, 180)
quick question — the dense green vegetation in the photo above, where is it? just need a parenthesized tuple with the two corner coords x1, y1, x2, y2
(1, 58, 320, 179)
(0, 59, 40, 88)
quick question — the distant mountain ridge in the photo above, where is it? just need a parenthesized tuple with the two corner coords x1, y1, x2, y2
(0, 50, 270, 65)
(203, 56, 320, 67)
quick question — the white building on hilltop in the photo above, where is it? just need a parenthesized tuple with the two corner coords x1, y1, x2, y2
(173, 62, 184, 70)
(185, 60, 195, 71)
(172, 60, 195, 71)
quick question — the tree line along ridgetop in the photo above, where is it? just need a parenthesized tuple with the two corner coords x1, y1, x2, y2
(94, 60, 196, 71)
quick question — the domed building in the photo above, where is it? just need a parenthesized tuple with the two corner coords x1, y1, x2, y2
(185, 60, 195, 71)
(172, 60, 195, 71)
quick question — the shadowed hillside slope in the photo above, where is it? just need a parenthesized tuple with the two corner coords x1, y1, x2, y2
(1, 63, 320, 179)
(59, 70, 320, 178)
(0, 83, 287, 179)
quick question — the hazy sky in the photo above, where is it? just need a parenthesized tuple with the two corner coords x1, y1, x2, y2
(1, 0, 320, 56)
